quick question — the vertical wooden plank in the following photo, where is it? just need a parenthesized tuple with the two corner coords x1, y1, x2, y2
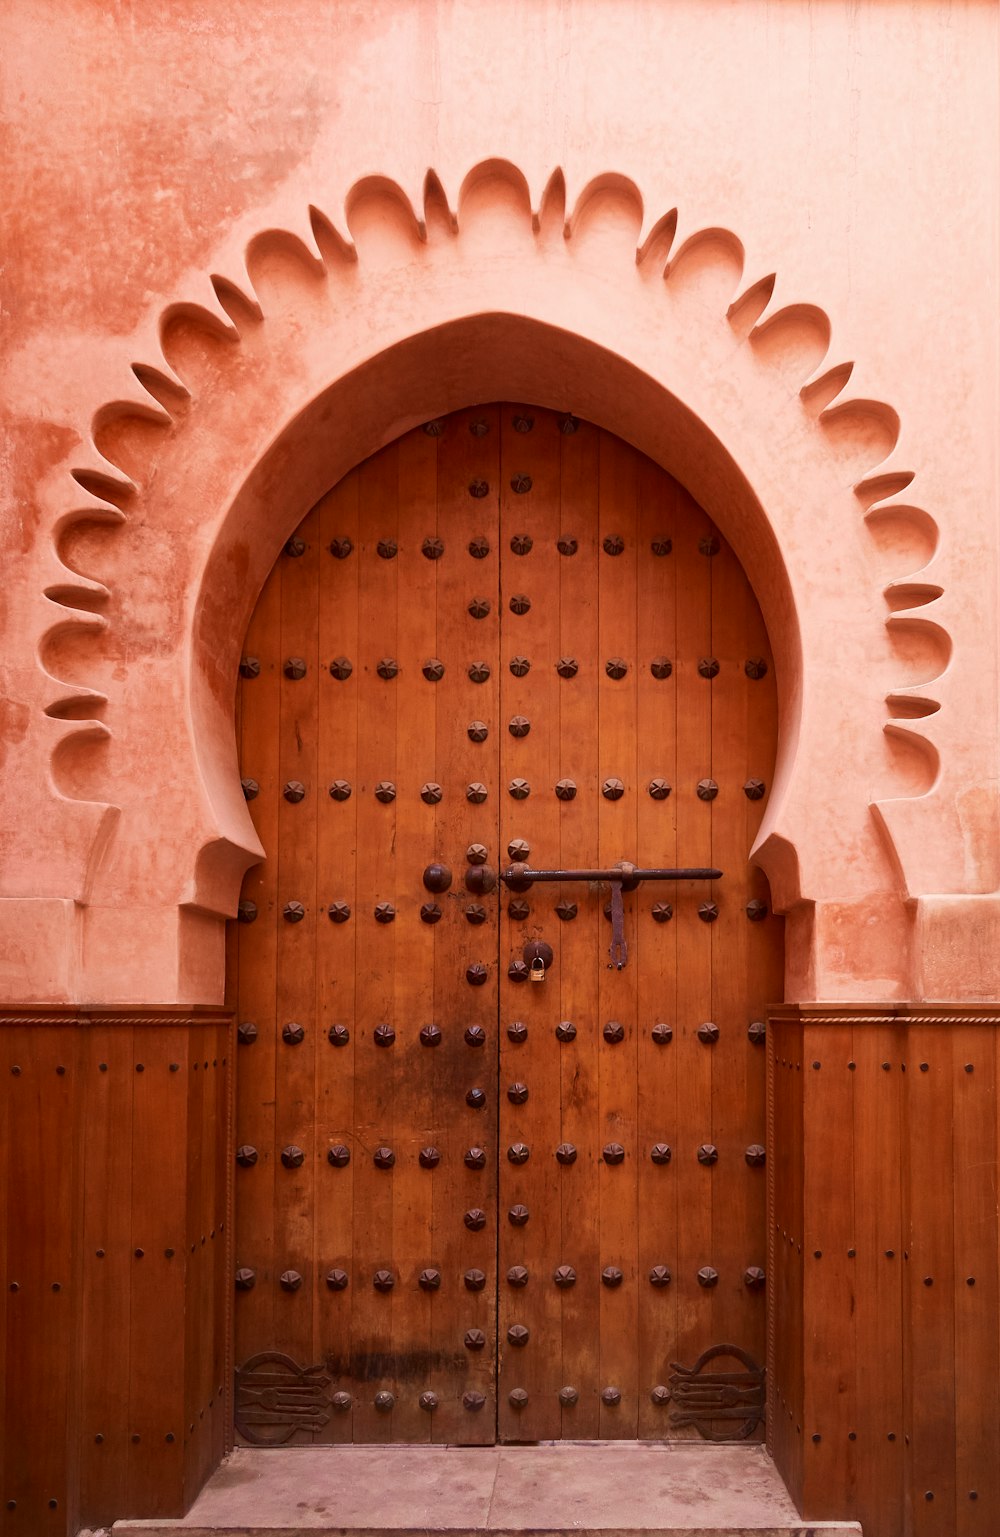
(768, 1016, 805, 1507)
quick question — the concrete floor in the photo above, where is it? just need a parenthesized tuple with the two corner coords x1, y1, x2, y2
(112, 1443, 862, 1537)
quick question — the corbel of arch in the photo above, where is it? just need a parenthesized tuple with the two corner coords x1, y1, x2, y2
(30, 162, 953, 997)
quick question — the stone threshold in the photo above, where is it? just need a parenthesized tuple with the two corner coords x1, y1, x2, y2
(111, 1444, 862, 1537)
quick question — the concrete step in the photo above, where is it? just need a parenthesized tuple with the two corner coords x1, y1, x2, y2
(112, 1444, 862, 1537)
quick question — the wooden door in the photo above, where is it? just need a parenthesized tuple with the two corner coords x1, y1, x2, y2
(230, 404, 782, 1446)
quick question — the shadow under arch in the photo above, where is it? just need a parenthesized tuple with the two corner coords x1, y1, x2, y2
(189, 312, 802, 917)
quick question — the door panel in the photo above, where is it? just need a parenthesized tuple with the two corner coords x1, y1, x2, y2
(231, 404, 781, 1446)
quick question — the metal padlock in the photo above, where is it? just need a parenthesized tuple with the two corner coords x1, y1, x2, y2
(529, 956, 546, 984)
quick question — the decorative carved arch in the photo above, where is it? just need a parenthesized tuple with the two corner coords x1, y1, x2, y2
(31, 162, 949, 1000)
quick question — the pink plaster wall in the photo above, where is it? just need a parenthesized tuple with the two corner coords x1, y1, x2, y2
(1, 0, 998, 1007)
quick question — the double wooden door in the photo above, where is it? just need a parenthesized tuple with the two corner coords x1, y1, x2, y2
(230, 404, 782, 1445)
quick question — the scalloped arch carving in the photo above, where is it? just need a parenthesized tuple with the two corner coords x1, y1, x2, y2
(28, 161, 954, 1001)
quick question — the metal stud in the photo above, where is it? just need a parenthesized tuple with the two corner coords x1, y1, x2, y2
(509, 594, 531, 615)
(745, 1144, 766, 1167)
(508, 839, 530, 860)
(329, 537, 353, 559)
(601, 1266, 624, 1288)
(698, 535, 720, 556)
(463, 1391, 486, 1412)
(280, 1270, 303, 1291)
(469, 418, 490, 437)
(507, 1082, 529, 1104)
(419, 1147, 441, 1168)
(236, 1145, 258, 1167)
(468, 597, 491, 619)
(651, 537, 673, 556)
(422, 659, 445, 682)
(648, 778, 671, 800)
(649, 1266, 672, 1288)
(559, 1386, 579, 1405)
(698, 901, 719, 923)
(697, 1021, 720, 1044)
(237, 1021, 258, 1045)
(465, 1026, 487, 1047)
(374, 781, 396, 803)
(651, 1385, 671, 1405)
(508, 716, 530, 739)
(326, 901, 350, 925)
(552, 778, 577, 802)
(373, 1023, 396, 1047)
(329, 656, 353, 680)
(283, 780, 306, 803)
(328, 1024, 350, 1047)
(651, 1022, 673, 1044)
(467, 844, 489, 864)
(464, 1329, 486, 1350)
(746, 898, 769, 921)
(555, 899, 578, 921)
(605, 658, 628, 680)
(508, 1325, 530, 1346)
(464, 1208, 486, 1231)
(466, 1087, 487, 1109)
(511, 533, 533, 554)
(420, 1024, 442, 1048)
(697, 1144, 719, 1165)
(744, 1266, 766, 1291)
(650, 657, 673, 680)
(376, 657, 399, 680)
(555, 658, 579, 680)
(557, 536, 578, 555)
(283, 901, 305, 923)
(510, 655, 530, 677)
(239, 655, 261, 679)
(469, 662, 491, 683)
(603, 1143, 626, 1165)
(468, 536, 490, 558)
(374, 902, 396, 924)
(237, 900, 257, 923)
(508, 778, 531, 800)
(466, 903, 487, 925)
(555, 1020, 577, 1042)
(467, 963, 489, 986)
(508, 1204, 530, 1226)
(744, 778, 766, 800)
(422, 535, 446, 558)
(507, 1142, 530, 1164)
(650, 1143, 672, 1164)
(745, 658, 769, 680)
(327, 1144, 351, 1167)
(696, 778, 718, 801)
(554, 1265, 576, 1288)
(556, 1142, 578, 1165)
(507, 1020, 528, 1042)
(697, 1266, 719, 1288)
(373, 1270, 395, 1292)
(420, 902, 442, 924)
(468, 481, 489, 501)
(241, 777, 259, 800)
(373, 1147, 396, 1169)
(465, 1147, 486, 1169)
(423, 418, 444, 437)
(420, 782, 443, 805)
(235, 1267, 256, 1291)
(282, 1022, 305, 1045)
(602, 1386, 622, 1405)
(602, 777, 625, 801)
(509, 1388, 529, 1409)
(748, 1020, 767, 1046)
(281, 1146, 304, 1169)
(283, 657, 307, 680)
(698, 657, 720, 679)
(327, 1269, 349, 1291)
(511, 474, 532, 494)
(603, 534, 625, 556)
(374, 1390, 394, 1410)
(651, 902, 673, 923)
(464, 1268, 487, 1292)
(419, 1391, 439, 1411)
(377, 538, 397, 559)
(507, 1265, 529, 1287)
(466, 866, 496, 896)
(418, 1268, 441, 1290)
(603, 1021, 625, 1044)
(329, 778, 352, 799)
(513, 414, 534, 433)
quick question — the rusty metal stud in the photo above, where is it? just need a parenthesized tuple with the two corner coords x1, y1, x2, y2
(464, 1208, 486, 1231)
(469, 418, 490, 437)
(699, 535, 720, 556)
(281, 1146, 305, 1169)
(697, 1144, 719, 1165)
(329, 778, 352, 800)
(697, 1265, 719, 1288)
(374, 781, 396, 803)
(280, 1270, 303, 1291)
(419, 1025, 442, 1048)
(605, 657, 628, 680)
(418, 1268, 441, 1290)
(554, 1265, 576, 1288)
(508, 1324, 530, 1347)
(651, 1022, 673, 1044)
(603, 1021, 625, 1044)
(555, 659, 580, 683)
(508, 1204, 530, 1226)
(239, 655, 261, 679)
(603, 534, 625, 556)
(508, 716, 531, 740)
(467, 963, 489, 987)
(697, 1021, 720, 1044)
(237, 900, 257, 924)
(465, 904, 487, 925)
(698, 901, 719, 923)
(559, 1385, 579, 1406)
(464, 1268, 487, 1292)
(374, 1391, 394, 1411)
(282, 1022, 305, 1045)
(650, 1143, 672, 1164)
(602, 1266, 624, 1288)
(463, 1391, 486, 1412)
(507, 1020, 528, 1042)
(465, 1146, 486, 1169)
(511, 533, 533, 553)
(509, 593, 531, 615)
(423, 863, 452, 893)
(465, 1328, 486, 1350)
(746, 898, 769, 922)
(420, 902, 442, 924)
(235, 1267, 256, 1291)
(376, 657, 399, 680)
(555, 899, 578, 921)
(423, 418, 444, 436)
(329, 537, 353, 559)
(468, 597, 491, 619)
(507, 840, 530, 864)
(603, 1143, 626, 1165)
(558, 412, 581, 435)
(237, 1021, 258, 1045)
(509, 1388, 529, 1410)
(651, 902, 673, 924)
(650, 657, 673, 680)
(236, 1145, 258, 1167)
(554, 1142, 578, 1165)
(468, 535, 490, 558)
(508, 778, 531, 801)
(420, 782, 443, 805)
(601, 1386, 622, 1406)
(745, 657, 769, 680)
(419, 1391, 439, 1411)
(373, 1147, 396, 1169)
(649, 1266, 672, 1288)
(328, 1024, 350, 1047)
(744, 1266, 766, 1291)
(465, 1025, 487, 1047)
(329, 656, 353, 681)
(331, 1389, 352, 1409)
(744, 778, 766, 800)
(602, 777, 625, 801)
(419, 1147, 441, 1168)
(241, 777, 259, 800)
(508, 1265, 530, 1287)
(284, 657, 307, 680)
(283, 780, 306, 803)
(507, 1082, 529, 1105)
(651, 536, 673, 556)
(466, 843, 489, 865)
(553, 778, 578, 802)
(327, 1144, 351, 1167)
(468, 481, 489, 501)
(373, 1270, 395, 1292)
(557, 535, 578, 555)
(466, 1087, 487, 1109)
(373, 1023, 396, 1047)
(511, 474, 533, 494)
(555, 1020, 577, 1042)
(283, 901, 305, 923)
(468, 662, 491, 684)
(748, 1020, 767, 1045)
(374, 902, 396, 924)
(509, 656, 531, 679)
(422, 535, 446, 558)
(505, 1141, 531, 1166)
(745, 1144, 766, 1167)
(513, 414, 534, 433)
(648, 778, 672, 801)
(377, 538, 397, 560)
(698, 658, 721, 680)
(650, 1385, 671, 1406)
(422, 659, 445, 682)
